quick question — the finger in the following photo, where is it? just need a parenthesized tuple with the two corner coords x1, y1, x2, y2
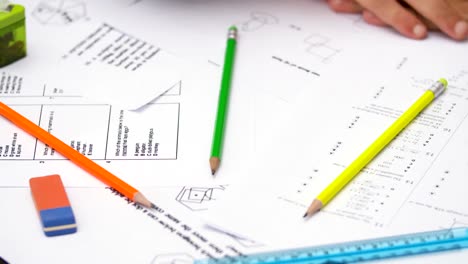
(416, 16, 439, 30)
(362, 8, 432, 30)
(355, 0, 428, 39)
(405, 0, 468, 40)
(327, 0, 363, 13)
(362, 10, 388, 27)
(399, 3, 439, 30)
(446, 0, 468, 19)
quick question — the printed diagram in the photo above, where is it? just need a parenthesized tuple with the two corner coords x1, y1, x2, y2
(303, 34, 340, 63)
(238, 11, 279, 32)
(176, 186, 226, 211)
(32, 0, 88, 25)
(151, 253, 194, 264)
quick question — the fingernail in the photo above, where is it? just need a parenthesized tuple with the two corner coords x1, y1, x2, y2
(333, 0, 342, 5)
(413, 24, 427, 38)
(454, 21, 468, 39)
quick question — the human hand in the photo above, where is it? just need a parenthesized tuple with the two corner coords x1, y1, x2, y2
(326, 0, 468, 40)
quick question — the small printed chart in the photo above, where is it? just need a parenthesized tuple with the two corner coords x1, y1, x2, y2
(0, 103, 180, 161)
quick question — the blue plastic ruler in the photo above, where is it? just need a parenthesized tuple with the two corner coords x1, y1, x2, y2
(196, 227, 468, 264)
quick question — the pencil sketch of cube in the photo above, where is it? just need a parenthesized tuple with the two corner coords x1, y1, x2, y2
(239, 11, 279, 32)
(304, 34, 340, 63)
(176, 186, 226, 211)
(151, 253, 193, 264)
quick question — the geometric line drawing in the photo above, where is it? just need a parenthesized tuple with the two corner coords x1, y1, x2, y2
(304, 34, 340, 63)
(205, 224, 264, 248)
(239, 11, 279, 32)
(164, 81, 182, 96)
(32, 0, 87, 25)
(150, 253, 194, 264)
(442, 218, 468, 230)
(176, 186, 226, 211)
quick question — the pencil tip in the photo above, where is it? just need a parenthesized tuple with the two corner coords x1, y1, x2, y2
(150, 203, 157, 209)
(303, 212, 309, 218)
(209, 157, 220, 176)
(304, 199, 323, 219)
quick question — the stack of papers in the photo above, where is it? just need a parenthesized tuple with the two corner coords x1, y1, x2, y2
(1, 0, 468, 263)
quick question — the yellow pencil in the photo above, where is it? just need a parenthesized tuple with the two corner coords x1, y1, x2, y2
(304, 78, 447, 218)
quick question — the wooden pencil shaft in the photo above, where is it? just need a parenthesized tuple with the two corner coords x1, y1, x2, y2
(211, 30, 237, 159)
(317, 90, 436, 206)
(305, 79, 447, 218)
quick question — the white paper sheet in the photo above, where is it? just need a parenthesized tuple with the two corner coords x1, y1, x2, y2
(0, 185, 258, 264)
(8, 0, 183, 109)
(0, 59, 253, 186)
(203, 59, 468, 253)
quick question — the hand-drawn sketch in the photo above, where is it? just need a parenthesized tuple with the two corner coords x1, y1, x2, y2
(205, 224, 264, 248)
(441, 218, 468, 230)
(176, 186, 226, 211)
(238, 11, 279, 32)
(303, 34, 340, 63)
(32, 0, 88, 25)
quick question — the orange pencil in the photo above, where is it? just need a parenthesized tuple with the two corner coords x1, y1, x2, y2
(0, 102, 155, 209)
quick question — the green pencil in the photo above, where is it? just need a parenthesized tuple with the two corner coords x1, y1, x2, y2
(210, 26, 237, 175)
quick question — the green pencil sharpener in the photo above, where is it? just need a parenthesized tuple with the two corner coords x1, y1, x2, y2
(0, 3, 26, 67)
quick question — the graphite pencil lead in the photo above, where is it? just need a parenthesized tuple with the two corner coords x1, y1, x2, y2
(304, 199, 322, 219)
(133, 192, 154, 209)
(209, 157, 220, 176)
